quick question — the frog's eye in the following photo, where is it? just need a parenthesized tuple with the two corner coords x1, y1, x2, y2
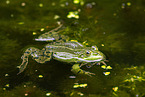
(86, 51, 90, 54)
(92, 46, 98, 51)
(86, 51, 91, 56)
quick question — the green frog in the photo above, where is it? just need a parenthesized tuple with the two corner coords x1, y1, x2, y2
(18, 24, 107, 76)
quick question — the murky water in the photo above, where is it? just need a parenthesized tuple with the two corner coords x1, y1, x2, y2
(0, 0, 145, 97)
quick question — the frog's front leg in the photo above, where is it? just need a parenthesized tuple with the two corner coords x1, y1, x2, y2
(17, 47, 52, 74)
(71, 64, 95, 77)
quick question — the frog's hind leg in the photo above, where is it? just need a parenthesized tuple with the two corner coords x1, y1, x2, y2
(17, 47, 52, 74)
(31, 47, 52, 63)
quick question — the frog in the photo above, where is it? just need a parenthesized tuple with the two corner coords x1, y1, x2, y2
(17, 24, 107, 76)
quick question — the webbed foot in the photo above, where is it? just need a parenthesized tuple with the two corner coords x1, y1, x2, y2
(17, 52, 29, 75)
(84, 71, 95, 77)
(71, 64, 95, 76)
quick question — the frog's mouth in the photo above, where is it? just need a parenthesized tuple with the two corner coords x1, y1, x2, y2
(82, 55, 103, 62)
(80, 58, 102, 62)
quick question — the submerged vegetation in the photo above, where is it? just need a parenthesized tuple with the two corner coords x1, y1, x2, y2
(0, 0, 145, 96)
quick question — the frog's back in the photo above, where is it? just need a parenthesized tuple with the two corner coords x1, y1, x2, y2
(46, 41, 84, 49)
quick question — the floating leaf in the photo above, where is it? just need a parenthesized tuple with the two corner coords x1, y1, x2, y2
(106, 66, 112, 69)
(40, 28, 44, 31)
(113, 87, 118, 92)
(46, 93, 51, 96)
(73, 84, 79, 88)
(54, 15, 60, 19)
(73, 0, 80, 4)
(101, 44, 104, 46)
(18, 22, 24, 25)
(38, 75, 43, 78)
(39, 3, 43, 7)
(103, 72, 110, 76)
(127, 2, 131, 6)
(101, 65, 106, 69)
(5, 84, 10, 87)
(79, 83, 87, 88)
(71, 40, 78, 42)
(33, 32, 37, 35)
(67, 11, 79, 19)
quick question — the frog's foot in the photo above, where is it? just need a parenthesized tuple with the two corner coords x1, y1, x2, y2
(80, 62, 97, 68)
(17, 49, 30, 74)
(84, 71, 95, 77)
(97, 60, 107, 66)
(17, 47, 52, 74)
(79, 63, 87, 67)
(80, 63, 94, 68)
(71, 64, 95, 77)
(17, 55, 29, 75)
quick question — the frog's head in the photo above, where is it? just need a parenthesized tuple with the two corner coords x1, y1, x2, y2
(79, 46, 106, 63)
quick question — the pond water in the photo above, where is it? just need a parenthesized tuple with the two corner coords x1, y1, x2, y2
(0, 0, 145, 97)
